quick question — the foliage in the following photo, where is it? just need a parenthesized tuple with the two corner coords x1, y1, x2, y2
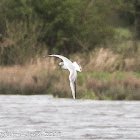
(0, 0, 122, 64)
(0, 19, 43, 65)
(0, 2, 140, 66)
(0, 59, 140, 100)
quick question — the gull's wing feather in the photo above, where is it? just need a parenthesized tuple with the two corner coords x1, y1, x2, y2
(70, 80, 76, 99)
(69, 69, 77, 99)
(49, 55, 72, 64)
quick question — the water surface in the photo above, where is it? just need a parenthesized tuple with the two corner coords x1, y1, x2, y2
(0, 95, 140, 140)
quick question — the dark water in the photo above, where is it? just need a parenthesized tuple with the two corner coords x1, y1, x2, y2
(0, 95, 140, 140)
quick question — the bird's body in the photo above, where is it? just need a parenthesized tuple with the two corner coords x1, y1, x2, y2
(48, 55, 82, 99)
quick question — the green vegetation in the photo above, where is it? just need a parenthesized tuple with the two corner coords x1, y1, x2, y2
(0, 58, 140, 100)
(0, 0, 140, 100)
(1, 0, 140, 65)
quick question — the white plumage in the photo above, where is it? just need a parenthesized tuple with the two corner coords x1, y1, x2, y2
(48, 55, 82, 99)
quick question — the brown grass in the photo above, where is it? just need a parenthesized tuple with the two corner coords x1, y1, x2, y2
(86, 48, 119, 72)
(0, 56, 79, 98)
(85, 73, 140, 100)
(0, 57, 57, 94)
(0, 49, 140, 100)
(85, 48, 140, 72)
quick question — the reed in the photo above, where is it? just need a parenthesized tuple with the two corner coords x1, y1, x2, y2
(0, 51, 140, 100)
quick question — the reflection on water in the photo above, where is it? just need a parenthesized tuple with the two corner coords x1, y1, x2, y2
(0, 95, 140, 140)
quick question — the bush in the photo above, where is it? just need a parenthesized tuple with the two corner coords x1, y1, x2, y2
(0, 0, 115, 65)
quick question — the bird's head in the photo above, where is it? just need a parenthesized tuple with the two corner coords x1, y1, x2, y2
(73, 62, 82, 72)
(77, 65, 82, 72)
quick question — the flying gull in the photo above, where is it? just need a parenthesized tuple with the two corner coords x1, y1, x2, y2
(47, 55, 82, 99)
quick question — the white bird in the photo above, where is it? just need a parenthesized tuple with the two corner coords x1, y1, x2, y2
(48, 55, 82, 99)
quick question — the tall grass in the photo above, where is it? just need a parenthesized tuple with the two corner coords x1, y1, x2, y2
(0, 51, 140, 100)
(86, 48, 140, 72)
(0, 19, 44, 65)
(86, 74, 140, 100)
(0, 58, 55, 94)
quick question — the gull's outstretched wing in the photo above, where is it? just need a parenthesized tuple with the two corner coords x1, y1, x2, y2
(49, 55, 72, 64)
(70, 80, 76, 99)
(69, 69, 77, 99)
(48, 55, 74, 70)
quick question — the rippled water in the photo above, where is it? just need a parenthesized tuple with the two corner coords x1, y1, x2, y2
(0, 95, 140, 140)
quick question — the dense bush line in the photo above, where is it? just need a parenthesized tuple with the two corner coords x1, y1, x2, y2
(0, 0, 140, 65)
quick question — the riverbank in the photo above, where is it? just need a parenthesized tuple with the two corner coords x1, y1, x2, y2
(0, 50, 140, 100)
